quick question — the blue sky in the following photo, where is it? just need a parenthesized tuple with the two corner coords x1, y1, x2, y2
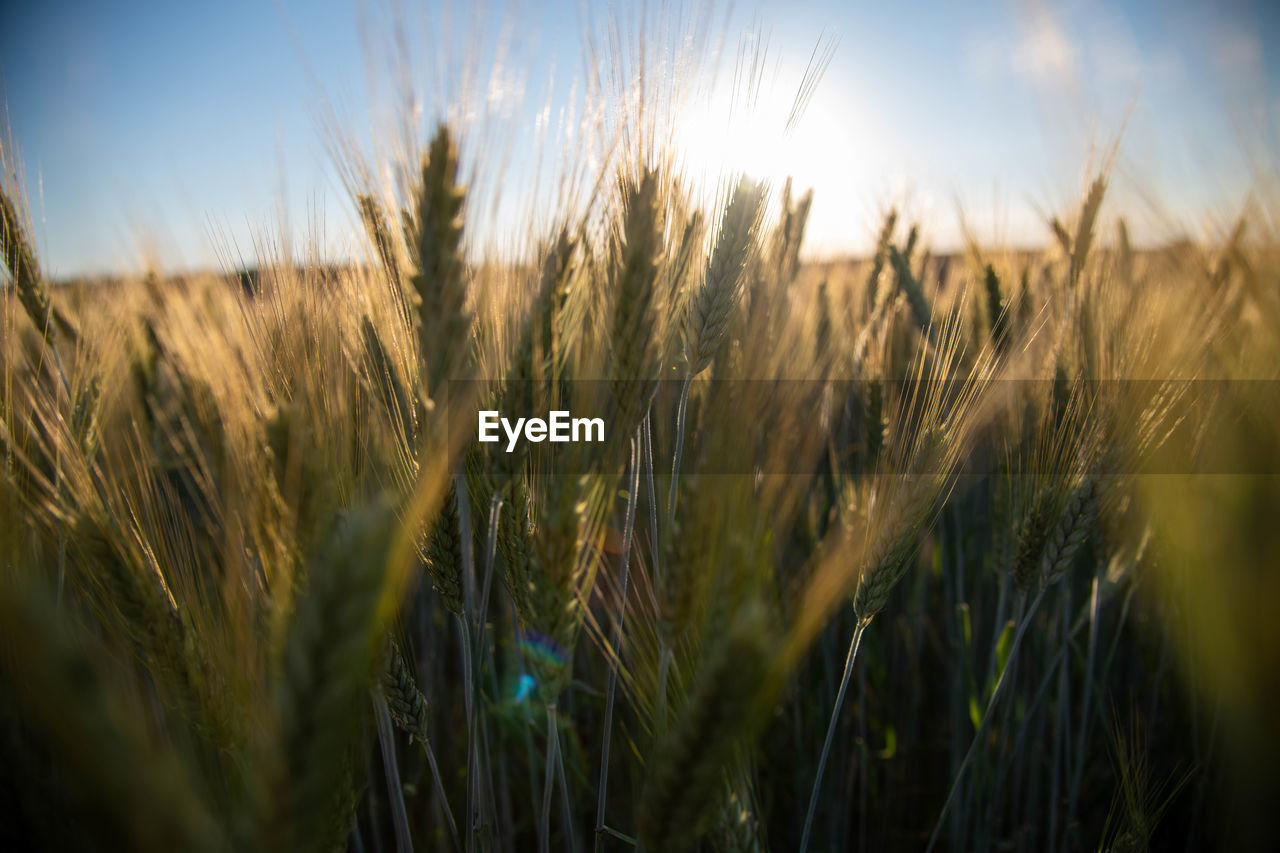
(2, 0, 1276, 276)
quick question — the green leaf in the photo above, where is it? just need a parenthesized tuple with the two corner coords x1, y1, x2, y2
(992, 620, 1015, 701)
(879, 725, 898, 759)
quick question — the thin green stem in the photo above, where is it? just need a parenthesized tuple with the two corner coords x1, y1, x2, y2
(665, 376, 693, 525)
(554, 707, 575, 852)
(642, 411, 673, 736)
(1067, 574, 1101, 825)
(799, 617, 869, 853)
(373, 690, 414, 853)
(641, 411, 661, 606)
(594, 430, 641, 849)
(453, 471, 491, 851)
(419, 732, 460, 852)
(925, 586, 1047, 853)
(475, 494, 503, 649)
(458, 613, 477, 853)
(655, 640, 673, 737)
(541, 704, 559, 853)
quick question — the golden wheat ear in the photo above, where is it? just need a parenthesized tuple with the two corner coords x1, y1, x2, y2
(1, 188, 77, 345)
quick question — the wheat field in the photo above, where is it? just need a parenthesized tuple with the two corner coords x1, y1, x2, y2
(3, 4, 1279, 852)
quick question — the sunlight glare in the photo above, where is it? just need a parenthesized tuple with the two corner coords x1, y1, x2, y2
(674, 72, 877, 255)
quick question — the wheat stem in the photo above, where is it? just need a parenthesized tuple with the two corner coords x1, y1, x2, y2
(642, 412, 661, 596)
(641, 411, 675, 737)
(1067, 574, 1102, 825)
(595, 430, 640, 848)
(540, 704, 559, 853)
(474, 494, 503, 650)
(373, 690, 414, 853)
(458, 613, 477, 853)
(655, 639, 673, 738)
(555, 706, 576, 853)
(925, 585, 1047, 853)
(451, 470, 487, 852)
(799, 617, 868, 853)
(420, 733, 460, 851)
(666, 376, 693, 525)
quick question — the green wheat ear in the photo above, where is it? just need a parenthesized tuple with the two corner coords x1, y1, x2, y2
(424, 480, 466, 617)
(1013, 486, 1059, 591)
(381, 638, 430, 744)
(608, 168, 664, 434)
(686, 176, 766, 376)
(889, 242, 932, 331)
(712, 777, 768, 853)
(0, 584, 224, 852)
(1042, 478, 1099, 588)
(534, 225, 578, 377)
(984, 264, 1009, 351)
(637, 605, 774, 853)
(267, 496, 400, 853)
(404, 124, 471, 402)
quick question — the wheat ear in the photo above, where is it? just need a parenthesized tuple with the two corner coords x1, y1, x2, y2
(405, 124, 470, 400)
(269, 498, 398, 853)
(685, 177, 765, 376)
(636, 606, 772, 853)
(608, 169, 663, 434)
(1, 188, 77, 344)
(1042, 478, 1099, 587)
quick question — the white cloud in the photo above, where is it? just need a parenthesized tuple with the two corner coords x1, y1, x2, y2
(1011, 6, 1076, 84)
(962, 3, 1076, 88)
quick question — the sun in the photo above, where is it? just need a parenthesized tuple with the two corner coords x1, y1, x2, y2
(671, 66, 868, 255)
(673, 49, 855, 179)
(673, 80, 798, 191)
